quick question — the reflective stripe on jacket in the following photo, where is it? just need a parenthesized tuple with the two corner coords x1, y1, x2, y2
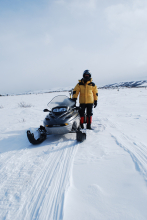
(72, 78, 98, 104)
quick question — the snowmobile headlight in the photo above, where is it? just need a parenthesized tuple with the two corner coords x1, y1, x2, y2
(52, 107, 67, 113)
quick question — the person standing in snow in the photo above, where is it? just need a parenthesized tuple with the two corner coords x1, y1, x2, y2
(72, 70, 98, 129)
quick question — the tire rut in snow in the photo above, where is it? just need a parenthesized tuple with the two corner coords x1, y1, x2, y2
(111, 133, 147, 183)
(105, 118, 147, 183)
(17, 141, 78, 220)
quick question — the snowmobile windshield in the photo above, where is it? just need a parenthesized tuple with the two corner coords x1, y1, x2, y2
(47, 95, 75, 110)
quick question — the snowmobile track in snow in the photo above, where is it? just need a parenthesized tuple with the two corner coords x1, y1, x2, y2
(105, 118, 147, 183)
(0, 136, 78, 220)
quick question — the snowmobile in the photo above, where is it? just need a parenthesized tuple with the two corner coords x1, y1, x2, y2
(27, 95, 86, 145)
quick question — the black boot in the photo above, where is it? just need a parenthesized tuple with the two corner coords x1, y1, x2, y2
(86, 116, 92, 130)
(87, 123, 91, 129)
(81, 124, 84, 129)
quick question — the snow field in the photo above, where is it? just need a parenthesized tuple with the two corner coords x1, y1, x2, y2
(64, 88, 147, 220)
(0, 88, 147, 220)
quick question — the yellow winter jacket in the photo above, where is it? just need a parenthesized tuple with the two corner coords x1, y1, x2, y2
(72, 78, 98, 104)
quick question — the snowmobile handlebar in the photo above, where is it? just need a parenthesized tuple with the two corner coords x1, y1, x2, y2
(43, 109, 51, 112)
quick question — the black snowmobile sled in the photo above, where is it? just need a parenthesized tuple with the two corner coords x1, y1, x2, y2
(27, 95, 86, 145)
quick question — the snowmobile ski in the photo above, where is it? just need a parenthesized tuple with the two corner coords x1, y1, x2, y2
(27, 126, 46, 145)
(76, 130, 86, 142)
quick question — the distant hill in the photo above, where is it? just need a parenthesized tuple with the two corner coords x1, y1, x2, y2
(99, 80, 147, 89)
(1, 80, 147, 96)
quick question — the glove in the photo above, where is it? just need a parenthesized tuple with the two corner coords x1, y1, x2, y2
(72, 98, 77, 106)
(94, 100, 97, 108)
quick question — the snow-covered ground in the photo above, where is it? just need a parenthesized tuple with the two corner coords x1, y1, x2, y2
(0, 88, 147, 220)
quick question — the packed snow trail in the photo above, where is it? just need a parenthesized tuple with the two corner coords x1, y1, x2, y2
(0, 134, 78, 220)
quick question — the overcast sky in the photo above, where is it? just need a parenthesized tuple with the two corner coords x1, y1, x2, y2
(0, 0, 147, 94)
